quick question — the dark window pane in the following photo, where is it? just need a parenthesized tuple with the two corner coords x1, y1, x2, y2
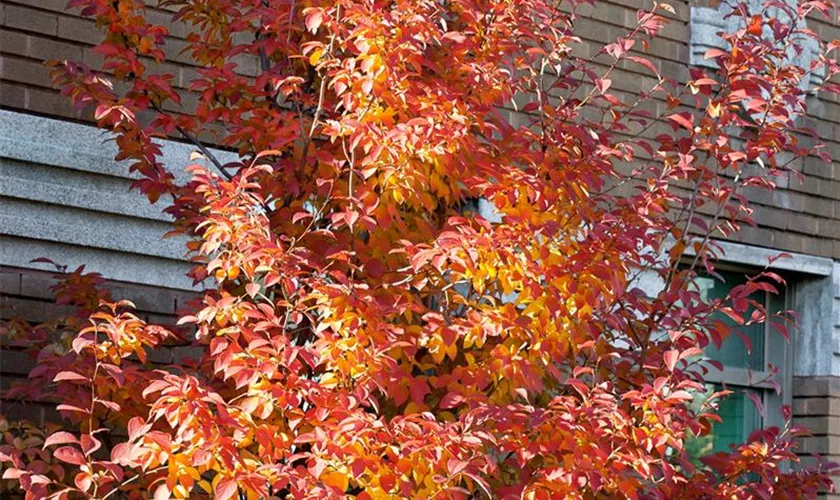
(695, 271, 765, 371)
(685, 384, 763, 460)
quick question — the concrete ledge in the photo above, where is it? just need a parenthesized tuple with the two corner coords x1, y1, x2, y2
(0, 198, 187, 260)
(691, 240, 835, 277)
(0, 158, 172, 222)
(0, 110, 233, 290)
(0, 235, 201, 290)
(2, 195, 189, 258)
(0, 109, 238, 185)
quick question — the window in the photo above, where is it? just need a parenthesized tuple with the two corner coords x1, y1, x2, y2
(689, 0, 823, 93)
(685, 269, 793, 459)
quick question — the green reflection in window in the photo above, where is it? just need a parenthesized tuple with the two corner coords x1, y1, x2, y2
(685, 384, 762, 460)
(695, 271, 765, 371)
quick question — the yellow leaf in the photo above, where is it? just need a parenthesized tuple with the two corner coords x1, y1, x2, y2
(198, 480, 212, 494)
(707, 101, 722, 118)
(309, 48, 324, 66)
(445, 342, 457, 361)
(173, 483, 190, 498)
(322, 470, 349, 492)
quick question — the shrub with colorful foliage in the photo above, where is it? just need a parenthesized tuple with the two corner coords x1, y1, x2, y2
(2, 0, 840, 497)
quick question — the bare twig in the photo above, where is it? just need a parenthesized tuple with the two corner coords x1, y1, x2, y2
(149, 102, 234, 181)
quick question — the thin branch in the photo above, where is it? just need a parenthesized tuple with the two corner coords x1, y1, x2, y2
(150, 102, 233, 181)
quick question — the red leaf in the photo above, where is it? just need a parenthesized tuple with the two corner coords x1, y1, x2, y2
(177, 315, 198, 325)
(704, 48, 727, 60)
(667, 390, 693, 402)
(305, 9, 323, 33)
(96, 399, 121, 412)
(75, 472, 92, 492)
(746, 390, 765, 417)
(127, 417, 152, 442)
(81, 434, 102, 457)
(345, 207, 359, 230)
(54, 446, 86, 466)
(72, 336, 94, 353)
(142, 380, 170, 398)
(53, 371, 89, 383)
(292, 211, 313, 224)
(380, 473, 397, 492)
(439, 392, 464, 409)
(110, 443, 134, 465)
(721, 307, 745, 325)
(595, 78, 612, 94)
(153, 484, 171, 500)
(747, 15, 763, 36)
(664, 350, 679, 371)
(2, 468, 23, 479)
(627, 56, 659, 75)
(215, 478, 238, 500)
(447, 458, 468, 475)
(667, 112, 694, 131)
(56, 404, 90, 414)
(43, 431, 79, 448)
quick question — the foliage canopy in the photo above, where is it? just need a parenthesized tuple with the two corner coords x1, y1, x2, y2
(3, 0, 840, 497)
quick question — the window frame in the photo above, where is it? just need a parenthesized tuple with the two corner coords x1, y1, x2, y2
(692, 262, 794, 441)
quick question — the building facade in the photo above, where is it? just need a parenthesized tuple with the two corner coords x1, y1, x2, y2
(2, 0, 840, 493)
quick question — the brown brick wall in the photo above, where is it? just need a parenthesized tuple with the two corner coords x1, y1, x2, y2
(0, 266, 197, 426)
(3, 0, 838, 257)
(793, 376, 840, 498)
(0, 0, 257, 119)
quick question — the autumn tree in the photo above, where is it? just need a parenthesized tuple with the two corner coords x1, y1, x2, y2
(2, 0, 840, 497)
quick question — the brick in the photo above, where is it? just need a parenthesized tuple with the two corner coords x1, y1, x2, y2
(0, 29, 29, 57)
(144, 7, 187, 38)
(9, 0, 67, 13)
(801, 234, 835, 257)
(162, 38, 195, 67)
(1, 397, 64, 426)
(178, 65, 200, 88)
(56, 15, 100, 45)
(108, 282, 177, 314)
(0, 55, 53, 88)
(0, 350, 36, 376)
(822, 179, 840, 200)
(753, 205, 789, 230)
(19, 272, 55, 299)
(0, 81, 27, 109)
(0, 270, 21, 295)
(0, 296, 46, 322)
(794, 376, 840, 398)
(801, 195, 833, 218)
(80, 45, 105, 70)
(28, 36, 84, 62)
(794, 416, 840, 436)
(803, 156, 837, 180)
(146, 344, 200, 364)
(790, 174, 823, 197)
(794, 397, 840, 417)
(787, 212, 820, 236)
(146, 313, 178, 326)
(26, 86, 76, 118)
(794, 435, 840, 454)
(820, 218, 840, 240)
(732, 225, 776, 249)
(2, 5, 57, 35)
